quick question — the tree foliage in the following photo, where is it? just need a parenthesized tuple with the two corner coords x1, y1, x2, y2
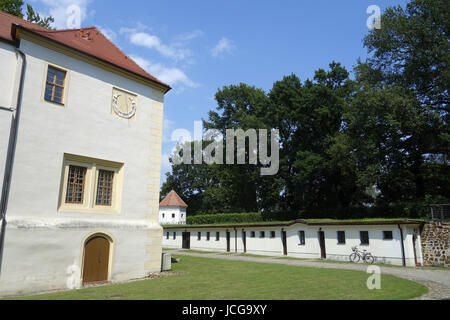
(0, 0, 54, 29)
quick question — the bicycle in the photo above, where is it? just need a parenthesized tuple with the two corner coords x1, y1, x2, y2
(349, 246, 375, 264)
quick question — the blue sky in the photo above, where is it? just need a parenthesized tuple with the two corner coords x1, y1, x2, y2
(29, 0, 409, 185)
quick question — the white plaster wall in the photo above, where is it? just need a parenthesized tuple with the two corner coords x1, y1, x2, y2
(307, 225, 411, 266)
(285, 225, 321, 259)
(0, 41, 18, 109)
(0, 112, 11, 199)
(163, 229, 231, 252)
(162, 224, 422, 267)
(244, 228, 285, 256)
(159, 206, 186, 225)
(163, 230, 183, 249)
(0, 39, 165, 296)
(6, 39, 163, 223)
(0, 220, 159, 297)
(0, 41, 19, 199)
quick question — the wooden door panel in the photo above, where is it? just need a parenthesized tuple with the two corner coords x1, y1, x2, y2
(282, 231, 287, 256)
(318, 231, 326, 259)
(83, 236, 110, 284)
(182, 232, 191, 249)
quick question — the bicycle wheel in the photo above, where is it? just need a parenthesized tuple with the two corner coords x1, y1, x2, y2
(364, 254, 375, 264)
(349, 252, 360, 263)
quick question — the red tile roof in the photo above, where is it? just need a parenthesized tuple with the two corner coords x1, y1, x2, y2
(160, 190, 188, 208)
(0, 10, 170, 92)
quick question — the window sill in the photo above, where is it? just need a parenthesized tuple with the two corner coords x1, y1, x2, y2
(44, 98, 65, 106)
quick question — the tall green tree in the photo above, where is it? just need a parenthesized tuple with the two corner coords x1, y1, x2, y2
(363, 0, 449, 111)
(266, 63, 364, 215)
(354, 0, 449, 204)
(0, 0, 54, 29)
(162, 0, 449, 219)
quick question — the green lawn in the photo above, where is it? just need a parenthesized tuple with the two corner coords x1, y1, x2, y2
(13, 255, 427, 300)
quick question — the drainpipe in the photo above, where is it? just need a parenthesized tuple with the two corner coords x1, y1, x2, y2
(0, 47, 27, 275)
(0, 106, 14, 112)
(397, 224, 406, 267)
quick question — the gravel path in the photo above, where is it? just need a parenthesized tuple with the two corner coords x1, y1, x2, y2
(169, 250, 450, 300)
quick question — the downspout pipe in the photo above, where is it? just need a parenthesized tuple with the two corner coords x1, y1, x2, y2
(397, 224, 406, 267)
(0, 47, 27, 275)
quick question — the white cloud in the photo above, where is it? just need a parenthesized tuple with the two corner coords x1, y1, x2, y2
(211, 37, 236, 57)
(162, 118, 175, 143)
(161, 153, 173, 174)
(38, 0, 93, 29)
(173, 30, 203, 46)
(97, 26, 117, 42)
(121, 25, 202, 64)
(130, 55, 199, 89)
(121, 30, 190, 62)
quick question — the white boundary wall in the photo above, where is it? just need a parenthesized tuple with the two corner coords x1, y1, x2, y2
(163, 223, 423, 267)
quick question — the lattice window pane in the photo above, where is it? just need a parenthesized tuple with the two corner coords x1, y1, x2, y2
(44, 66, 66, 104)
(65, 166, 87, 204)
(96, 170, 114, 206)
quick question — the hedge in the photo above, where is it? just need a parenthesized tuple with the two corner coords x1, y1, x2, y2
(186, 212, 263, 225)
(185, 200, 442, 225)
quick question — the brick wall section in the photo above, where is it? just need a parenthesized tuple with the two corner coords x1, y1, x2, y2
(421, 221, 450, 267)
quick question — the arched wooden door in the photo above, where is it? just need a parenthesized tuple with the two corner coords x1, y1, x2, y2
(82, 236, 110, 285)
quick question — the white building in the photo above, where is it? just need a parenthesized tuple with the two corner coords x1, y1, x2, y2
(163, 219, 424, 267)
(0, 12, 170, 297)
(159, 190, 188, 225)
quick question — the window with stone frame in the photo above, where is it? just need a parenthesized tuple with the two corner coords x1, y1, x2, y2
(59, 154, 124, 215)
(44, 66, 66, 104)
(95, 169, 114, 206)
(65, 165, 87, 204)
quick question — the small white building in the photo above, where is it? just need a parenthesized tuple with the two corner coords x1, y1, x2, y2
(162, 219, 424, 267)
(0, 12, 170, 297)
(159, 190, 188, 225)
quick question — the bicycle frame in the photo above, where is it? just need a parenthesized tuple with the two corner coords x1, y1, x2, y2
(351, 246, 373, 263)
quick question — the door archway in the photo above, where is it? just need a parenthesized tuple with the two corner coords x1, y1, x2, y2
(82, 234, 111, 285)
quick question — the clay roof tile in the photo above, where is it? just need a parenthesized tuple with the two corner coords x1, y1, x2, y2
(0, 10, 170, 92)
(159, 190, 188, 208)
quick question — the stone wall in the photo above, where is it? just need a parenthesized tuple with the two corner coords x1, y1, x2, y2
(421, 221, 450, 267)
